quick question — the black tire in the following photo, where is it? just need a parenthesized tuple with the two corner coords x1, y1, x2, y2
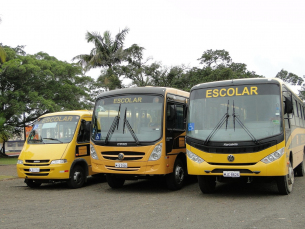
(106, 174, 125, 188)
(198, 175, 216, 194)
(67, 165, 86, 189)
(276, 160, 294, 195)
(166, 158, 186, 190)
(295, 153, 305, 177)
(25, 179, 42, 188)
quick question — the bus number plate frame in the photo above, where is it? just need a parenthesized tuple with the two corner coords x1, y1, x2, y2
(115, 163, 127, 168)
(223, 171, 240, 177)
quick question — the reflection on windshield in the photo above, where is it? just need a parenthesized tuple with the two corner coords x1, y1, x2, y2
(28, 115, 79, 144)
(92, 95, 163, 143)
(188, 85, 282, 142)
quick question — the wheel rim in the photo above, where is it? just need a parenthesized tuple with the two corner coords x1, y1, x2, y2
(73, 171, 82, 184)
(175, 165, 184, 184)
(287, 163, 294, 190)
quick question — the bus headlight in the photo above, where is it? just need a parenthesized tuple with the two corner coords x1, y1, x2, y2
(50, 159, 67, 164)
(187, 149, 204, 164)
(261, 148, 285, 164)
(149, 143, 163, 161)
(17, 160, 23, 165)
(90, 144, 98, 160)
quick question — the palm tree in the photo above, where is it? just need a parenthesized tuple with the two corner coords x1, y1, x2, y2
(73, 27, 130, 72)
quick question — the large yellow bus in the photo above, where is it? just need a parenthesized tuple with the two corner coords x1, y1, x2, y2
(90, 87, 189, 190)
(16, 110, 98, 188)
(186, 78, 305, 195)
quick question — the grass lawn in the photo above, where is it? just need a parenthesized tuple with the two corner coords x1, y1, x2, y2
(0, 157, 18, 165)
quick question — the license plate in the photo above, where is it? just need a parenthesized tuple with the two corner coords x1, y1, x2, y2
(223, 171, 240, 177)
(29, 168, 40, 172)
(115, 163, 127, 168)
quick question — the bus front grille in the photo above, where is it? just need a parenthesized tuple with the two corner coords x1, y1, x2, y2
(211, 169, 254, 174)
(25, 160, 50, 163)
(102, 151, 145, 161)
(105, 166, 140, 172)
(25, 173, 49, 176)
(208, 162, 257, 166)
(24, 160, 50, 166)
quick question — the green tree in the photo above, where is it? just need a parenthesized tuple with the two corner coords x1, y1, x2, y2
(0, 18, 6, 63)
(275, 69, 303, 86)
(0, 45, 95, 155)
(198, 49, 232, 68)
(186, 49, 263, 87)
(73, 27, 130, 90)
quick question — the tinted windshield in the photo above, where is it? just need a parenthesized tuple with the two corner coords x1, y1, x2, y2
(28, 115, 80, 144)
(92, 94, 163, 143)
(187, 84, 282, 142)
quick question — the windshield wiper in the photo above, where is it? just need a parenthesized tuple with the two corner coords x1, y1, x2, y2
(122, 108, 140, 145)
(204, 100, 230, 145)
(29, 139, 45, 144)
(105, 104, 121, 145)
(42, 138, 63, 143)
(232, 100, 259, 145)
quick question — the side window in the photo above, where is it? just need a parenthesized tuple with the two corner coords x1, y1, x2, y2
(77, 120, 91, 143)
(166, 103, 185, 131)
(293, 99, 298, 116)
(299, 103, 303, 119)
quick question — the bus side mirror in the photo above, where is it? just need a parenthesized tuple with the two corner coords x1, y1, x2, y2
(284, 96, 293, 114)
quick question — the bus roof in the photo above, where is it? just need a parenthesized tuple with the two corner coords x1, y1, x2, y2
(96, 87, 189, 99)
(191, 78, 284, 91)
(39, 110, 92, 118)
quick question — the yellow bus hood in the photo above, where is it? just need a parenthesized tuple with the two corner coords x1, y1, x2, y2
(21, 143, 69, 161)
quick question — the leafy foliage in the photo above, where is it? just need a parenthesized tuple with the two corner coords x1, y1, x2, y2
(0, 45, 95, 145)
(73, 28, 130, 90)
(275, 69, 304, 86)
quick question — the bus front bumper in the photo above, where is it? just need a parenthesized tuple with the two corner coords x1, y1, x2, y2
(16, 163, 71, 180)
(187, 155, 288, 177)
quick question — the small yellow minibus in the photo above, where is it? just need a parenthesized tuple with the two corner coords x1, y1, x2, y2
(16, 110, 100, 188)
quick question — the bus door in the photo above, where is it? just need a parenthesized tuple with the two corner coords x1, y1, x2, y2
(165, 100, 187, 154)
(75, 119, 91, 167)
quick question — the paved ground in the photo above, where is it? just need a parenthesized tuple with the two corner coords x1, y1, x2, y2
(1, 164, 305, 229)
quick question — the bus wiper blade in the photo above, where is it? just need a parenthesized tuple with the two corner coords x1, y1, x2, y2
(204, 100, 230, 145)
(105, 104, 121, 145)
(123, 108, 140, 145)
(29, 139, 45, 144)
(42, 138, 63, 143)
(232, 100, 259, 145)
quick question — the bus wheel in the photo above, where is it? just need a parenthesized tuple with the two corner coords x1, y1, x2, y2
(295, 153, 305, 176)
(276, 160, 294, 195)
(166, 158, 186, 190)
(67, 165, 85, 189)
(106, 174, 125, 188)
(25, 179, 41, 188)
(198, 175, 216, 194)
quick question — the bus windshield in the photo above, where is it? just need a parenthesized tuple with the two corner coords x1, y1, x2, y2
(27, 115, 80, 144)
(92, 94, 163, 143)
(187, 84, 283, 142)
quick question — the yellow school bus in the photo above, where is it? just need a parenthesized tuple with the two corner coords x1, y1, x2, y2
(186, 78, 305, 194)
(90, 87, 189, 190)
(16, 110, 98, 188)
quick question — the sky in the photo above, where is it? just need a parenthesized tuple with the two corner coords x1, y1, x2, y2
(1, 0, 305, 91)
